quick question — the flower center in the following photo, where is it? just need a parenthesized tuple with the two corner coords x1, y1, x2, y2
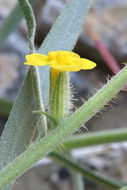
(48, 51, 69, 65)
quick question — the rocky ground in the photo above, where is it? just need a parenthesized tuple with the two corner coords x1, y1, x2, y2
(11, 142, 127, 190)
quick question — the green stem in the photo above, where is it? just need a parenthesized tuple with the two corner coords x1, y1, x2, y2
(1, 100, 127, 149)
(18, 0, 47, 136)
(1, 98, 127, 146)
(69, 152, 84, 190)
(18, 0, 36, 53)
(30, 66, 47, 135)
(119, 187, 127, 190)
(33, 110, 58, 126)
(63, 128, 127, 149)
(71, 172, 85, 190)
(0, 65, 127, 189)
(49, 152, 125, 189)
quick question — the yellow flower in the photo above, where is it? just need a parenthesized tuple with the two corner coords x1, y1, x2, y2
(25, 51, 96, 87)
(25, 50, 96, 71)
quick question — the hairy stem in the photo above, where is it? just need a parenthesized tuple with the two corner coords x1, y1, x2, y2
(18, 0, 47, 136)
(18, 0, 36, 53)
(63, 128, 127, 149)
(30, 66, 47, 135)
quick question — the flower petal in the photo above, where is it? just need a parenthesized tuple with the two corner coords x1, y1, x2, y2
(58, 51, 80, 58)
(48, 51, 58, 61)
(25, 54, 49, 66)
(74, 58, 96, 70)
(50, 63, 81, 71)
(48, 51, 80, 62)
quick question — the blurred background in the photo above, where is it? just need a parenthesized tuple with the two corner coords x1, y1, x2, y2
(0, 0, 127, 189)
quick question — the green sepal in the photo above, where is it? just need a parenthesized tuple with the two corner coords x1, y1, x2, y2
(50, 71, 71, 126)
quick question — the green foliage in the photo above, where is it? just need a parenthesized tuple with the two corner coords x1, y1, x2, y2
(0, 65, 127, 189)
(0, 69, 37, 170)
(0, 0, 127, 190)
(18, 0, 36, 53)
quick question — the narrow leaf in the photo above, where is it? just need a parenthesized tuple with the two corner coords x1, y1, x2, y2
(0, 68, 38, 171)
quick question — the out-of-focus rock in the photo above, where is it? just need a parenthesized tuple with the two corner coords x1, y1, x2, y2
(12, 142, 127, 190)
(0, 0, 17, 16)
(41, 0, 64, 25)
(0, 0, 16, 9)
(13, 163, 71, 190)
(0, 12, 29, 100)
(85, 0, 127, 58)
(87, 92, 127, 131)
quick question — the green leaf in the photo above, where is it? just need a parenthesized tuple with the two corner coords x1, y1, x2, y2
(0, 0, 91, 187)
(0, 69, 38, 190)
(0, 69, 38, 170)
(39, 0, 90, 52)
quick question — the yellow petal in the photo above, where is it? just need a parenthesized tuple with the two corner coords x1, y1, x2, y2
(58, 51, 80, 58)
(48, 51, 57, 61)
(48, 51, 80, 62)
(50, 68, 60, 87)
(50, 63, 81, 71)
(25, 54, 49, 66)
(75, 58, 96, 70)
